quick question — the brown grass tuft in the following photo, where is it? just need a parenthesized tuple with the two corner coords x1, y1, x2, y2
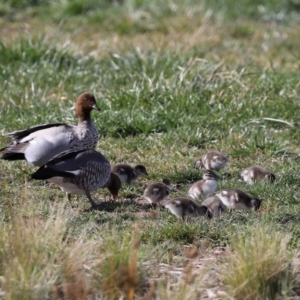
(223, 226, 294, 300)
(94, 229, 145, 299)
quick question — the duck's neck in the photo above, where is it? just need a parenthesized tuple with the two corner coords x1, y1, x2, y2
(77, 115, 92, 125)
(76, 109, 91, 123)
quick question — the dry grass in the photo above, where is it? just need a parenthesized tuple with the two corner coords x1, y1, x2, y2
(0, 203, 103, 299)
(94, 231, 142, 300)
(223, 226, 294, 300)
(0, 0, 300, 299)
(0, 5, 299, 71)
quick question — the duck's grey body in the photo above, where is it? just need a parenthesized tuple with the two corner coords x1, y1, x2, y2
(1, 93, 100, 166)
(31, 149, 111, 209)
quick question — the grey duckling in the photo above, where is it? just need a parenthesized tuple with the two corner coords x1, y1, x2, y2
(143, 179, 171, 207)
(112, 164, 148, 184)
(202, 196, 226, 218)
(162, 197, 212, 220)
(195, 150, 228, 171)
(215, 189, 261, 211)
(188, 169, 218, 199)
(240, 166, 275, 185)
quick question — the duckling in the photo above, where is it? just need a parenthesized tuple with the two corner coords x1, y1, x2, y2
(112, 164, 148, 184)
(195, 150, 228, 171)
(162, 178, 171, 187)
(162, 197, 212, 220)
(143, 179, 170, 207)
(103, 173, 122, 201)
(202, 196, 226, 218)
(158, 178, 181, 193)
(1, 93, 100, 166)
(241, 166, 276, 185)
(188, 170, 218, 199)
(215, 189, 261, 211)
(31, 149, 111, 210)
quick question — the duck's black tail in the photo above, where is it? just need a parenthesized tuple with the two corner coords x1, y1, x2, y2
(0, 151, 25, 161)
(0, 144, 27, 161)
(31, 167, 76, 180)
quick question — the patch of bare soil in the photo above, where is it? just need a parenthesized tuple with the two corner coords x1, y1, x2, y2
(141, 246, 231, 299)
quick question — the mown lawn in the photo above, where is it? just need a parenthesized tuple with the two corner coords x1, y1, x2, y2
(0, 0, 300, 299)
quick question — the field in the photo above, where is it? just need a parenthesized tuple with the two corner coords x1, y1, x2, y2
(0, 0, 300, 299)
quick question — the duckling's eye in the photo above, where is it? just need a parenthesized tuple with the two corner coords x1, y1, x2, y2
(84, 97, 88, 102)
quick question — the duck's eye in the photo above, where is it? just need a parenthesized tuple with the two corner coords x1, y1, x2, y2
(84, 97, 88, 102)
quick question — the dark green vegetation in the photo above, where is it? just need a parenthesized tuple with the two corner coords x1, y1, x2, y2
(0, 0, 300, 298)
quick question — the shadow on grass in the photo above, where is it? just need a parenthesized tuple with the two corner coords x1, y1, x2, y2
(82, 198, 157, 213)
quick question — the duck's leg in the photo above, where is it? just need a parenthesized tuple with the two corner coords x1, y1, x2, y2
(85, 191, 99, 210)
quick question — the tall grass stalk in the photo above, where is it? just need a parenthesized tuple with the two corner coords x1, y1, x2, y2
(223, 226, 293, 300)
(0, 203, 103, 299)
(0, 0, 300, 298)
(93, 229, 143, 299)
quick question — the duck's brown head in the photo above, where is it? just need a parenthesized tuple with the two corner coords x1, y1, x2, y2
(75, 92, 100, 121)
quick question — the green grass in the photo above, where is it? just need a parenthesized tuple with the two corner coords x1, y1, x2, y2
(0, 0, 300, 298)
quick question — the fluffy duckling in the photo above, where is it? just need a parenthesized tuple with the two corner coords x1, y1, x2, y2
(1, 93, 100, 166)
(143, 179, 170, 207)
(202, 196, 226, 218)
(215, 189, 261, 211)
(31, 149, 111, 210)
(195, 150, 228, 171)
(112, 164, 148, 184)
(103, 173, 122, 200)
(188, 170, 218, 199)
(241, 166, 276, 185)
(162, 197, 212, 220)
(162, 178, 171, 186)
